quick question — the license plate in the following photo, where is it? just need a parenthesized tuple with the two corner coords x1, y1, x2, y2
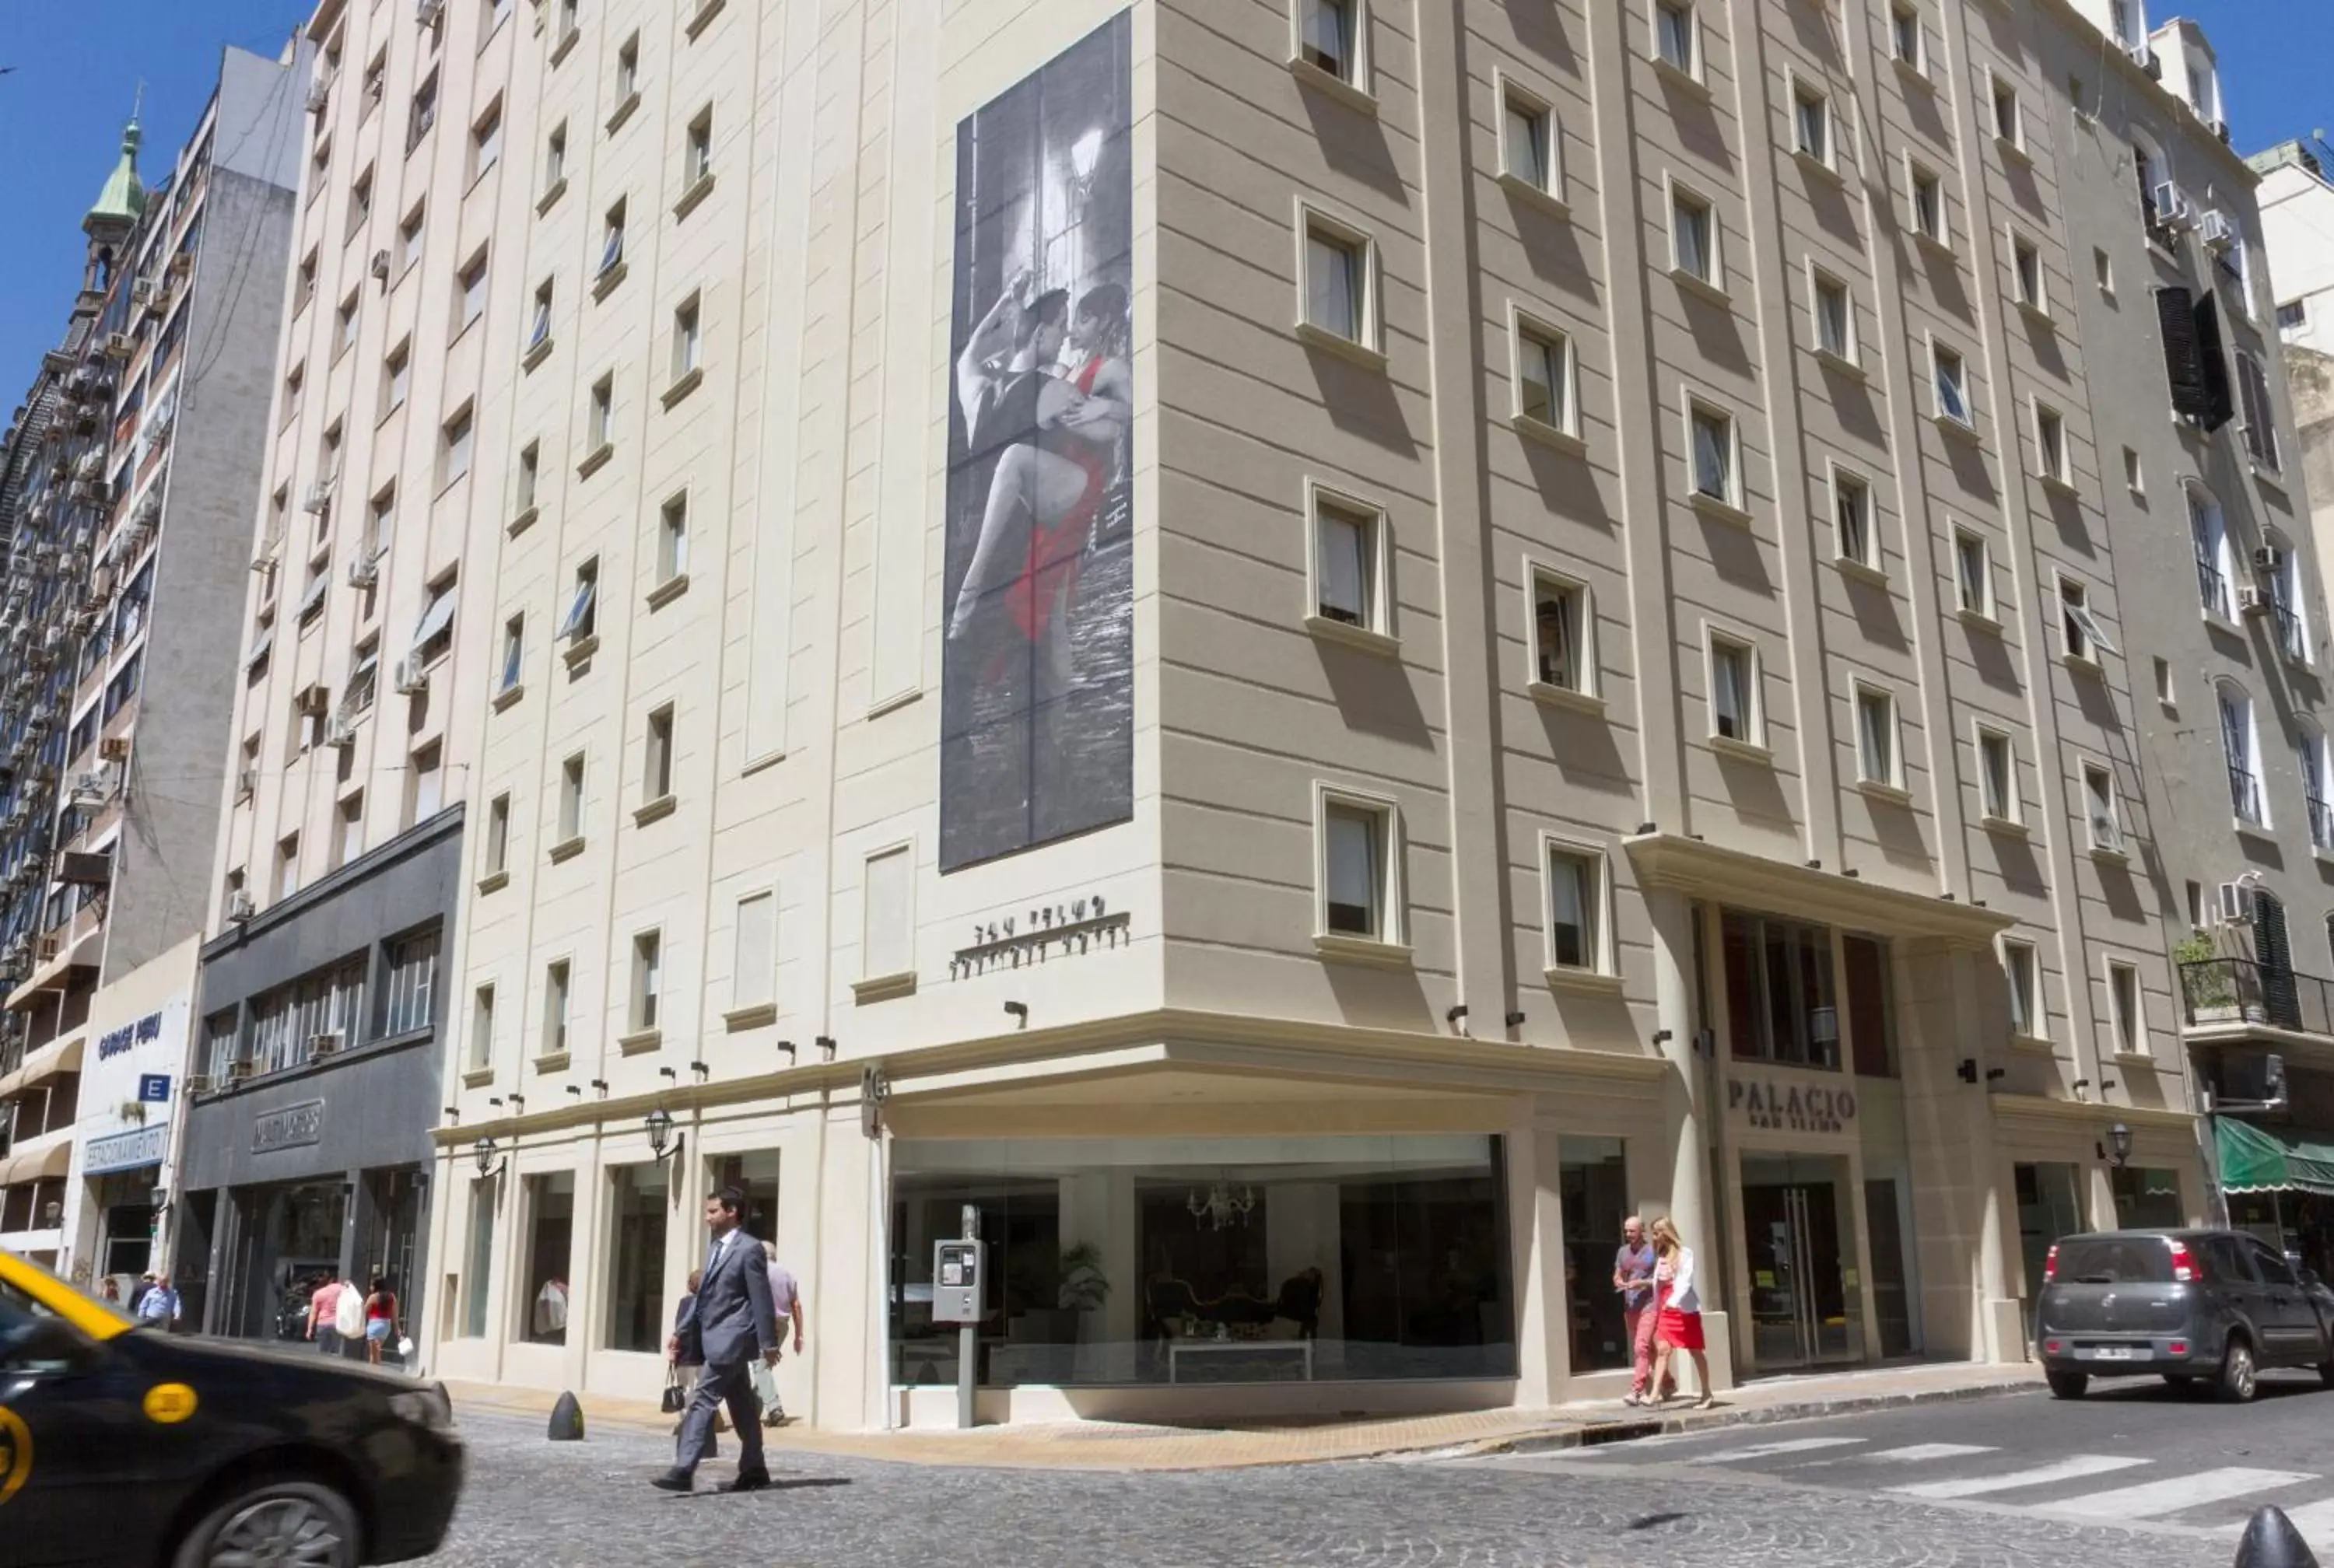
(2089, 1346, 2139, 1361)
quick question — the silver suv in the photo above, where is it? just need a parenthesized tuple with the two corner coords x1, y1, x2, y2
(2034, 1228, 2334, 1402)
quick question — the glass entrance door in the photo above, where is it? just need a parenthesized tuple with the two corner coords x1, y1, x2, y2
(1740, 1154, 1864, 1371)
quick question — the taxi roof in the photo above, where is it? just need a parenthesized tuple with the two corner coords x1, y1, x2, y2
(0, 1248, 135, 1341)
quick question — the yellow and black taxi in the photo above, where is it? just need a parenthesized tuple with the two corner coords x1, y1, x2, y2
(0, 1248, 463, 1567)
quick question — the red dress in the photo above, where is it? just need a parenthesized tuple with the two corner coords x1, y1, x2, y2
(1656, 1280, 1705, 1352)
(1005, 355, 1113, 645)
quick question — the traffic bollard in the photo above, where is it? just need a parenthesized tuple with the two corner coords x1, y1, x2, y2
(2235, 1506, 2320, 1568)
(548, 1390, 586, 1441)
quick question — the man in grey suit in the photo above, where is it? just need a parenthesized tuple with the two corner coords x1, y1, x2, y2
(654, 1187, 780, 1493)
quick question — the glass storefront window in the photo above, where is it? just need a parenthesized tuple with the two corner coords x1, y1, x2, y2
(1842, 935, 1894, 1077)
(522, 1171, 574, 1346)
(889, 1135, 1513, 1388)
(1558, 1136, 1631, 1374)
(2015, 1161, 2086, 1303)
(709, 1150, 780, 1245)
(2111, 1165, 2183, 1229)
(462, 1175, 496, 1339)
(1722, 912, 1840, 1069)
(606, 1162, 668, 1353)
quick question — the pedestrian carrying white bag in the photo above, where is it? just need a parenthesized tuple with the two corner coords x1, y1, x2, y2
(332, 1283, 364, 1340)
(748, 1358, 780, 1415)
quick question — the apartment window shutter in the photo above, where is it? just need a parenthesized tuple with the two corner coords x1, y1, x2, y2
(2195, 291, 2236, 432)
(2157, 285, 2210, 421)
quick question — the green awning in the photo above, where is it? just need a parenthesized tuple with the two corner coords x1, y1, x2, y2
(2216, 1116, 2334, 1196)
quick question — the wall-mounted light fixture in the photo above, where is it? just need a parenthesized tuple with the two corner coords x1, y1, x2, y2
(817, 1037, 837, 1062)
(645, 1106, 677, 1162)
(472, 1136, 505, 1179)
(1504, 1011, 1526, 1028)
(777, 1040, 797, 1064)
(1003, 1001, 1028, 1027)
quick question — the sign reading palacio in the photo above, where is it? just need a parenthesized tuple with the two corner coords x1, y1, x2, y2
(1726, 1076, 1859, 1135)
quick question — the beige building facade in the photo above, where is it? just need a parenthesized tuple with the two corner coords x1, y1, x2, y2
(401, 0, 2299, 1429)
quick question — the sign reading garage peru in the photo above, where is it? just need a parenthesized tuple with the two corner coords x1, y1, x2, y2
(1728, 1077, 1858, 1135)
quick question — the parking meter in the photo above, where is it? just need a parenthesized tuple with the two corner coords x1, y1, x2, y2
(933, 1239, 984, 1324)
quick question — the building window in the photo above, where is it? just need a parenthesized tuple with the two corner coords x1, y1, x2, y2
(2003, 939, 2041, 1038)
(1891, 3, 1922, 72)
(1932, 342, 1971, 426)
(440, 405, 475, 488)
(671, 293, 701, 381)
(1544, 842, 1605, 973)
(1531, 570, 1589, 694)
(562, 558, 599, 642)
(2154, 656, 2175, 705)
(468, 985, 496, 1073)
(1311, 490, 1382, 632)
(605, 1163, 668, 1354)
(1832, 467, 1874, 567)
(2060, 576, 2111, 662)
(1670, 184, 1716, 285)
(1812, 268, 1854, 362)
(544, 121, 567, 192)
(1793, 82, 1831, 166)
(517, 442, 541, 513)
(527, 279, 553, 354)
(383, 339, 411, 411)
(614, 33, 640, 102)
(2108, 961, 2143, 1057)
(398, 203, 426, 271)
(657, 492, 689, 584)
(1955, 529, 1992, 617)
(1708, 632, 1758, 744)
(2013, 234, 2046, 312)
(2189, 486, 2232, 619)
(2278, 299, 2308, 333)
(2236, 349, 2281, 469)
(276, 834, 302, 901)
(384, 928, 440, 1035)
(1654, 0, 1697, 76)
(408, 742, 444, 825)
(2083, 761, 2122, 852)
(732, 891, 776, 1011)
(1977, 726, 2015, 821)
(2303, 730, 2333, 849)
(1513, 316, 1573, 432)
(558, 754, 586, 842)
(630, 930, 661, 1032)
(335, 292, 361, 359)
(1501, 83, 1554, 193)
(407, 71, 439, 152)
(685, 110, 713, 187)
(1910, 161, 1945, 243)
(2271, 541, 2311, 665)
(456, 247, 489, 332)
(2034, 401, 2069, 484)
(862, 845, 913, 982)
(1301, 212, 1375, 350)
(1297, 0, 1365, 86)
(2123, 446, 2143, 493)
(2221, 684, 2263, 824)
(486, 792, 510, 874)
(1721, 912, 1840, 1068)
(588, 375, 614, 450)
(1991, 76, 2021, 149)
(1687, 401, 1736, 506)
(335, 795, 364, 870)
(542, 960, 571, 1057)
(643, 705, 674, 802)
(471, 99, 503, 180)
(1320, 793, 1397, 942)
(598, 201, 627, 278)
(1854, 684, 1898, 786)
(522, 1171, 574, 1346)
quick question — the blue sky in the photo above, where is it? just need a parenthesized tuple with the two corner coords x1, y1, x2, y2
(0, 3, 2326, 414)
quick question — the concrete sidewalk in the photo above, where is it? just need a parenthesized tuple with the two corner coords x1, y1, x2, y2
(443, 1360, 2041, 1472)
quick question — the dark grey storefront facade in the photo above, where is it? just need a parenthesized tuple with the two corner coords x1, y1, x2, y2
(172, 807, 461, 1350)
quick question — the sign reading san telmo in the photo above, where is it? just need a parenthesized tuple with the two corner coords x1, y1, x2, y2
(949, 895, 1132, 979)
(1727, 1076, 1859, 1134)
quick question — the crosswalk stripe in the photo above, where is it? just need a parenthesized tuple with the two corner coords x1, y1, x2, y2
(1686, 1437, 1866, 1464)
(2041, 1468, 2316, 1521)
(1798, 1443, 1996, 1468)
(1892, 1453, 2150, 1500)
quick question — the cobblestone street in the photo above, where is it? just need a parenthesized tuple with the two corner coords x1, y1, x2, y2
(419, 1409, 2233, 1567)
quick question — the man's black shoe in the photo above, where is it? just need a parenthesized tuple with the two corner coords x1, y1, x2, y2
(723, 1470, 773, 1493)
(651, 1469, 695, 1493)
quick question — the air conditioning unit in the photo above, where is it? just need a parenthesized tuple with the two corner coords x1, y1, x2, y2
(129, 278, 155, 309)
(99, 736, 129, 762)
(324, 713, 357, 750)
(226, 888, 256, 922)
(2154, 183, 2192, 228)
(2253, 545, 2287, 575)
(308, 1030, 345, 1059)
(33, 935, 59, 964)
(2200, 210, 2235, 250)
(227, 1058, 256, 1080)
(415, 0, 446, 24)
(347, 551, 380, 589)
(296, 684, 331, 716)
(103, 332, 133, 359)
(302, 477, 336, 515)
(307, 72, 335, 114)
(2218, 880, 2256, 924)
(393, 653, 428, 695)
(185, 1074, 213, 1096)
(2238, 585, 2270, 617)
(2131, 44, 2161, 79)
(68, 772, 110, 807)
(369, 249, 391, 282)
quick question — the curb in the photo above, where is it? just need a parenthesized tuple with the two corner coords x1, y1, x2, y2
(1453, 1377, 2041, 1461)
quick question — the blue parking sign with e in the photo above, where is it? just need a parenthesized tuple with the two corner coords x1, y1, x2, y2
(137, 1074, 170, 1103)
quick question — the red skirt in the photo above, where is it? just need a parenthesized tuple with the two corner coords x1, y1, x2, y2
(1656, 1284, 1705, 1350)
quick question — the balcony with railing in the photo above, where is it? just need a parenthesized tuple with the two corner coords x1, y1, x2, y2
(2311, 794, 2334, 853)
(2182, 957, 2334, 1046)
(2199, 558, 2231, 619)
(2230, 765, 2265, 824)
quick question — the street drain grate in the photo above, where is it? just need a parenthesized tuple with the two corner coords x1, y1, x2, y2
(1576, 1420, 1664, 1448)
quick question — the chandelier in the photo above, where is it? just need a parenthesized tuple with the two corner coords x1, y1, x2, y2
(1187, 1178, 1256, 1231)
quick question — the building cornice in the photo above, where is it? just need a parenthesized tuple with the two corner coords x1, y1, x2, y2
(1624, 832, 2015, 947)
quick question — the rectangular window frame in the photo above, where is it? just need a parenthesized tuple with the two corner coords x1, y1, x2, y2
(2107, 958, 2146, 1059)
(1705, 626, 1764, 751)
(1975, 723, 2018, 825)
(1304, 480, 1393, 649)
(1852, 679, 1903, 792)
(1954, 527, 1995, 620)
(1497, 75, 1561, 202)
(2002, 937, 2043, 1042)
(1541, 835, 1613, 980)
(1314, 784, 1407, 956)
(1684, 394, 1743, 512)
(1295, 203, 1383, 362)
(1809, 263, 1856, 366)
(1666, 176, 1721, 291)
(1509, 306, 1579, 440)
(2082, 758, 2125, 856)
(1829, 462, 1877, 572)
(1527, 564, 1596, 704)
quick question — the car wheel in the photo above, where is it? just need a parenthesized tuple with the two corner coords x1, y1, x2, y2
(171, 1478, 360, 1568)
(2046, 1370, 2088, 1399)
(2217, 1337, 2259, 1404)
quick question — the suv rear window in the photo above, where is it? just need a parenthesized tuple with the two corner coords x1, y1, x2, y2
(2052, 1236, 2174, 1284)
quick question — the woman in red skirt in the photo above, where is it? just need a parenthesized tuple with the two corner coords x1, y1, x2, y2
(1649, 1216, 1715, 1409)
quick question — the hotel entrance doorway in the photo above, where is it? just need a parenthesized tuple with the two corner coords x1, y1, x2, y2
(1740, 1153, 1863, 1371)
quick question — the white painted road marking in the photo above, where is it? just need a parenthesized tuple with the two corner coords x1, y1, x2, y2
(2262, 1497, 2334, 1541)
(2041, 1468, 2316, 1521)
(1685, 1437, 1867, 1464)
(1796, 1443, 1997, 1468)
(1891, 1453, 2150, 1499)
